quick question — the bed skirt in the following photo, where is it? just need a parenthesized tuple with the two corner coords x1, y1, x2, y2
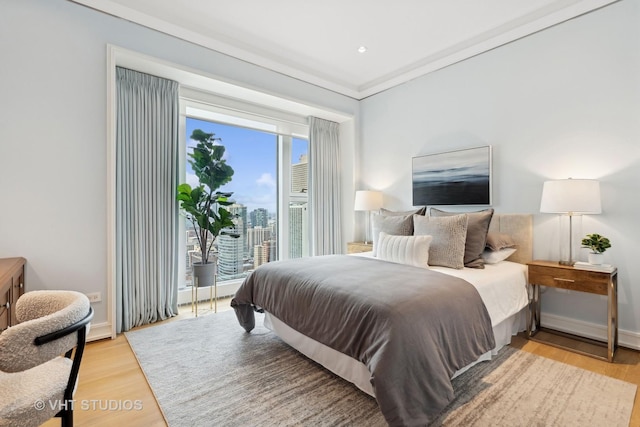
(264, 307, 528, 397)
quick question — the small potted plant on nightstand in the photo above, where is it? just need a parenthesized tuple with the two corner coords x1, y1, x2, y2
(581, 233, 611, 265)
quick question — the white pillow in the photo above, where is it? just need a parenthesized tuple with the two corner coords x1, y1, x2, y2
(482, 247, 517, 264)
(376, 232, 433, 269)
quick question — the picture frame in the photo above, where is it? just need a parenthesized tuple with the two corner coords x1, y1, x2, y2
(412, 145, 492, 206)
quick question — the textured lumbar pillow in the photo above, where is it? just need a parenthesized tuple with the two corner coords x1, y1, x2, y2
(376, 232, 432, 269)
(413, 214, 468, 269)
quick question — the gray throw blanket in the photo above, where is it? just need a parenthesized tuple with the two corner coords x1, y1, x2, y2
(231, 255, 495, 426)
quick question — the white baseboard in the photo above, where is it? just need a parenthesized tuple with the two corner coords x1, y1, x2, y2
(541, 312, 640, 351)
(87, 321, 114, 342)
(87, 281, 242, 343)
(86, 308, 640, 350)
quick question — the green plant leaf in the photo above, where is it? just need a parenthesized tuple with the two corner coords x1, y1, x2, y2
(178, 128, 237, 263)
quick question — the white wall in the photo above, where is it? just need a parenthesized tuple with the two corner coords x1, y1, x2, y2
(359, 0, 640, 342)
(0, 0, 359, 335)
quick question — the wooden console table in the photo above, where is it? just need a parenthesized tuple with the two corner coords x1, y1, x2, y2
(0, 257, 26, 330)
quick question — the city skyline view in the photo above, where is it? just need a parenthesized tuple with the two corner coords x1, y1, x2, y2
(182, 116, 309, 287)
(185, 117, 307, 214)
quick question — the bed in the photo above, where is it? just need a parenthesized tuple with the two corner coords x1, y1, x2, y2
(231, 213, 532, 426)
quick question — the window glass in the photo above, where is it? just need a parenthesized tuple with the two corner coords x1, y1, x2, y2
(182, 117, 307, 288)
(289, 137, 309, 258)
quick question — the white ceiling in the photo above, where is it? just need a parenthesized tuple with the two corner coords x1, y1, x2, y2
(72, 0, 617, 99)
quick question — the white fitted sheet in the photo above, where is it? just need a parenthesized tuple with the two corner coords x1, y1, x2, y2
(430, 261, 529, 327)
(263, 258, 529, 397)
(354, 252, 529, 327)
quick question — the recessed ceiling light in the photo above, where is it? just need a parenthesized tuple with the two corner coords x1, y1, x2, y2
(357, 46, 368, 54)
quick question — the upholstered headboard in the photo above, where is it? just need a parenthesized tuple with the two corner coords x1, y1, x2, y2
(488, 214, 533, 264)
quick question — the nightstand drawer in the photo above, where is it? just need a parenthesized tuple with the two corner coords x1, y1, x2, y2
(528, 265, 608, 295)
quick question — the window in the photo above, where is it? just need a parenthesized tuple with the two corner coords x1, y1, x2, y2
(180, 101, 309, 289)
(289, 138, 309, 259)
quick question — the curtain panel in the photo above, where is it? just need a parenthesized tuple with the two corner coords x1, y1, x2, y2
(115, 67, 179, 333)
(309, 116, 342, 255)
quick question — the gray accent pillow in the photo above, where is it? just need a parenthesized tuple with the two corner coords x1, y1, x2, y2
(371, 214, 413, 257)
(380, 207, 426, 216)
(485, 232, 517, 251)
(430, 208, 494, 269)
(414, 214, 468, 269)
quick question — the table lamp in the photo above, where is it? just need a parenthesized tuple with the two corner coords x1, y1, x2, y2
(354, 190, 383, 244)
(540, 179, 601, 265)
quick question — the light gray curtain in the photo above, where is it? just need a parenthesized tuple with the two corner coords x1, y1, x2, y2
(116, 67, 179, 333)
(309, 116, 342, 255)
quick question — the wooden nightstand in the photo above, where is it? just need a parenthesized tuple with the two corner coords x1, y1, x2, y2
(347, 242, 373, 254)
(527, 260, 618, 362)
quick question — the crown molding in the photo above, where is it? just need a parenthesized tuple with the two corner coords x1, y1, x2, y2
(72, 0, 619, 100)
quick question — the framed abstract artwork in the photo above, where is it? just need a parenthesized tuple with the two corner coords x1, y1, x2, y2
(412, 146, 492, 206)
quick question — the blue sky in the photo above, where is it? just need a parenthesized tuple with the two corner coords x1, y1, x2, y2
(185, 118, 307, 214)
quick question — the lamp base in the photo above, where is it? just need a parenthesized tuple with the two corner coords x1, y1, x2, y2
(559, 260, 575, 266)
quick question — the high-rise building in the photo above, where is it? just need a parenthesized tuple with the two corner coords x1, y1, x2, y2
(289, 202, 308, 258)
(267, 239, 278, 262)
(253, 244, 270, 268)
(228, 203, 248, 255)
(291, 154, 308, 193)
(218, 203, 247, 280)
(217, 229, 244, 280)
(254, 240, 277, 267)
(269, 219, 277, 246)
(247, 226, 271, 252)
(250, 208, 269, 228)
(185, 230, 197, 269)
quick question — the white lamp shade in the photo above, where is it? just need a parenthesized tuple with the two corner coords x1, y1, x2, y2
(354, 190, 383, 211)
(540, 179, 602, 214)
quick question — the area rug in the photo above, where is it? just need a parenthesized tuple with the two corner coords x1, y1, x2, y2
(125, 309, 636, 427)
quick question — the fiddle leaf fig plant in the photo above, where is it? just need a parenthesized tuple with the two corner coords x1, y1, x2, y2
(581, 233, 611, 254)
(177, 129, 239, 265)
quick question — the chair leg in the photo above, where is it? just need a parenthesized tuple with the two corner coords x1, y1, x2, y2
(60, 409, 73, 427)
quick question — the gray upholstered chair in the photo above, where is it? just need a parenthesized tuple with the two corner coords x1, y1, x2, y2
(0, 290, 94, 427)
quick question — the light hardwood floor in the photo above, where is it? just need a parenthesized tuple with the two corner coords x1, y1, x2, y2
(43, 303, 640, 427)
(41, 299, 234, 427)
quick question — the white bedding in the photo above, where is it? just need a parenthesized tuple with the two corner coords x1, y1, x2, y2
(431, 262, 529, 327)
(263, 256, 529, 397)
(355, 251, 529, 327)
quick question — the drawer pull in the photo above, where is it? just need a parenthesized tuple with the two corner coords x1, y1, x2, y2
(554, 277, 575, 283)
